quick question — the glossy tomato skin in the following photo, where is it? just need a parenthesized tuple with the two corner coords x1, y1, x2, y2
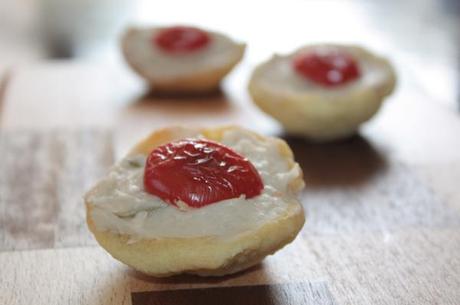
(292, 51, 360, 86)
(154, 26, 210, 53)
(144, 139, 263, 208)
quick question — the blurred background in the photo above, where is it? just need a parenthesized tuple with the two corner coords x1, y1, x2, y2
(1, 0, 459, 110)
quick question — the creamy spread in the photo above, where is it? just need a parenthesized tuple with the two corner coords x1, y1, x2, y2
(256, 45, 393, 96)
(86, 129, 303, 239)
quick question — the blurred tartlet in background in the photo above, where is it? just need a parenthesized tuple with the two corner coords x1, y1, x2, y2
(121, 25, 245, 93)
(248, 44, 396, 141)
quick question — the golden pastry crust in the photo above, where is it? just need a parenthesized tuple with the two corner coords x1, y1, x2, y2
(248, 44, 397, 141)
(85, 126, 305, 277)
(121, 28, 245, 93)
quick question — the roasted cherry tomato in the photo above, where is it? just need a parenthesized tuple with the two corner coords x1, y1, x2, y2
(293, 51, 360, 86)
(154, 26, 210, 53)
(144, 139, 263, 208)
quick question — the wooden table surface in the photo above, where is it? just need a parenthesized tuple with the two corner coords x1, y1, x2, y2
(1, 1, 460, 305)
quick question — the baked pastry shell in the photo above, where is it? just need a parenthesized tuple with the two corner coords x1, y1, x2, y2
(248, 44, 397, 141)
(121, 28, 246, 93)
(85, 126, 305, 276)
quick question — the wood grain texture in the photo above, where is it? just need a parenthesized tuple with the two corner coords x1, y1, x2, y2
(0, 247, 131, 305)
(0, 129, 113, 251)
(1, 228, 459, 305)
(299, 159, 460, 234)
(0, 63, 140, 130)
(1, 32, 460, 305)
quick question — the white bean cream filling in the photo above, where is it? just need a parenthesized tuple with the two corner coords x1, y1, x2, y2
(86, 130, 303, 239)
(255, 45, 394, 96)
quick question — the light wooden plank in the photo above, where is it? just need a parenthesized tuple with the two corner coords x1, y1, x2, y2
(0, 62, 140, 130)
(0, 247, 131, 305)
(0, 129, 113, 251)
(0, 131, 59, 250)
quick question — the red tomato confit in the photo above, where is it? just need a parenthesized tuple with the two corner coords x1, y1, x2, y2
(293, 50, 360, 86)
(144, 139, 264, 208)
(154, 26, 210, 53)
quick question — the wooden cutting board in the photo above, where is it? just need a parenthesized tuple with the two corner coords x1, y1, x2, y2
(1, 61, 460, 305)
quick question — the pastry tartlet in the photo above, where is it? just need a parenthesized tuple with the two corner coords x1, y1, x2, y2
(85, 126, 305, 277)
(121, 25, 245, 93)
(248, 44, 396, 141)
